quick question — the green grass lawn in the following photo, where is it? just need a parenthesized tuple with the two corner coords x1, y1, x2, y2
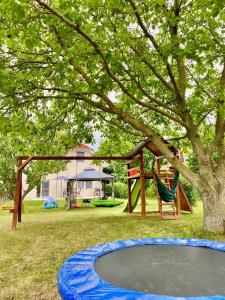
(1, 199, 225, 300)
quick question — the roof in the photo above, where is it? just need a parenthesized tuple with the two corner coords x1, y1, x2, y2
(127, 138, 179, 157)
(68, 168, 113, 181)
(73, 144, 93, 152)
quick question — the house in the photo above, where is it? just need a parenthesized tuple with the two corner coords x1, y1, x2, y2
(23, 144, 108, 200)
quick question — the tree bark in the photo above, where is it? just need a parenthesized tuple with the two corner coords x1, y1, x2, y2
(200, 182, 225, 232)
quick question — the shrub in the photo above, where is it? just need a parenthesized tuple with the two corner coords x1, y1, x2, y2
(113, 182, 128, 198)
(145, 183, 157, 198)
(105, 184, 112, 196)
(180, 178, 199, 206)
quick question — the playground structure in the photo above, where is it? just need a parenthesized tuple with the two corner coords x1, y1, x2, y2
(124, 139, 192, 219)
(11, 138, 192, 229)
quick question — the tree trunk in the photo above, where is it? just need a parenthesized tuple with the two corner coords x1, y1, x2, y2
(22, 189, 32, 202)
(200, 186, 225, 232)
(67, 180, 75, 207)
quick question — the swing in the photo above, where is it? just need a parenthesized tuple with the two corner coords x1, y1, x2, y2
(154, 171, 179, 203)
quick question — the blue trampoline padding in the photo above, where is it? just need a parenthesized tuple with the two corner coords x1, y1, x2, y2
(58, 238, 225, 300)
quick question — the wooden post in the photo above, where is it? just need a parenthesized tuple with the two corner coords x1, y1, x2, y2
(18, 159, 23, 222)
(127, 163, 132, 213)
(12, 159, 22, 230)
(140, 152, 146, 217)
(176, 184, 181, 215)
(112, 178, 115, 201)
(12, 157, 33, 230)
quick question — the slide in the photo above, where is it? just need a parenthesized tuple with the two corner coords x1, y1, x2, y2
(123, 179, 141, 213)
(178, 183, 193, 212)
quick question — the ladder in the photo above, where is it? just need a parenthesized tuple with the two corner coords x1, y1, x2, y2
(154, 175, 177, 220)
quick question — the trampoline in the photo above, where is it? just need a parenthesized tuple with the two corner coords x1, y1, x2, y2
(58, 238, 225, 300)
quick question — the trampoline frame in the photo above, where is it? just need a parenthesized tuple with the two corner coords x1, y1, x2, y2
(58, 238, 225, 300)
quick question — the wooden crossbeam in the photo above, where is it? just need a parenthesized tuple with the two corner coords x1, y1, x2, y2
(127, 175, 140, 180)
(18, 155, 128, 161)
(125, 155, 141, 165)
(127, 166, 141, 173)
(18, 157, 33, 172)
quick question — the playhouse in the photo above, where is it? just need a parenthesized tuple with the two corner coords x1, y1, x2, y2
(124, 139, 192, 219)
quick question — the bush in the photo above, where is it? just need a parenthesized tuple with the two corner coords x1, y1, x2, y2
(91, 199, 123, 207)
(113, 182, 128, 198)
(145, 183, 157, 198)
(180, 178, 199, 206)
(105, 184, 112, 196)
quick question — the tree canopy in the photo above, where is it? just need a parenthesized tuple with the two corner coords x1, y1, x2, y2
(0, 113, 69, 200)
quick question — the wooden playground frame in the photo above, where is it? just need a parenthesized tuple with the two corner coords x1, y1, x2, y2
(12, 139, 192, 230)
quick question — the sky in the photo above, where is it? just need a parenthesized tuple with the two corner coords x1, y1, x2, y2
(87, 131, 101, 151)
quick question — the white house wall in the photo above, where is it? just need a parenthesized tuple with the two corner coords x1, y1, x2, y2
(23, 146, 105, 200)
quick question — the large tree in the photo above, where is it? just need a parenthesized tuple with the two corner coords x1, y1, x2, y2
(0, 0, 224, 231)
(0, 112, 69, 200)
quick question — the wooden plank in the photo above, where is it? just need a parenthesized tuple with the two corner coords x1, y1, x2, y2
(161, 202, 176, 206)
(18, 159, 23, 222)
(3, 203, 24, 212)
(143, 172, 154, 179)
(140, 152, 146, 217)
(18, 156, 33, 172)
(2, 207, 13, 210)
(161, 214, 177, 220)
(18, 155, 128, 161)
(125, 155, 141, 165)
(127, 175, 140, 180)
(157, 174, 174, 178)
(153, 176, 162, 218)
(176, 184, 181, 215)
(127, 166, 141, 172)
(12, 160, 22, 230)
(127, 163, 132, 213)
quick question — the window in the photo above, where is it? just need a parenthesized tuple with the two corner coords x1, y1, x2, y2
(41, 181, 49, 197)
(86, 181, 92, 189)
(77, 151, 85, 162)
(78, 181, 85, 189)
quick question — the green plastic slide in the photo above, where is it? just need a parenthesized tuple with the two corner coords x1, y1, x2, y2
(123, 179, 141, 213)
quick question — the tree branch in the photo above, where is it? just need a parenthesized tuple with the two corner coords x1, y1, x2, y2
(36, 0, 185, 125)
(186, 66, 213, 99)
(122, 65, 178, 113)
(131, 46, 176, 95)
(126, 0, 182, 99)
(167, 134, 187, 141)
(97, 113, 143, 137)
(34, 0, 200, 186)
